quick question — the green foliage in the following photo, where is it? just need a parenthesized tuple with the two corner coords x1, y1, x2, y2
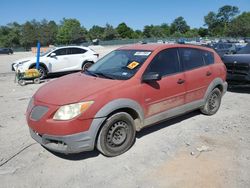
(88, 25, 105, 40)
(226, 12, 250, 37)
(56, 18, 87, 44)
(170, 17, 190, 34)
(103, 24, 118, 40)
(143, 23, 170, 38)
(204, 5, 240, 36)
(116, 22, 134, 39)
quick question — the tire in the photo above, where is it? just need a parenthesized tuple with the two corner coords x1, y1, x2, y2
(82, 62, 93, 71)
(18, 80, 26, 86)
(31, 66, 47, 79)
(97, 112, 136, 157)
(34, 78, 40, 84)
(200, 88, 222, 115)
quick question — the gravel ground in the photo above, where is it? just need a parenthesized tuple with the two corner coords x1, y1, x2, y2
(0, 47, 250, 188)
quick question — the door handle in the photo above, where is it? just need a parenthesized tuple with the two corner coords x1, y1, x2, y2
(177, 79, 185, 84)
(206, 71, 212, 76)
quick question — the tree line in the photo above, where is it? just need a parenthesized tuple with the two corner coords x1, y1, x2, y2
(0, 5, 250, 49)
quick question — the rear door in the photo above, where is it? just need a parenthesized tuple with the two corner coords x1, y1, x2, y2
(179, 47, 212, 104)
(66, 47, 87, 71)
(142, 48, 186, 118)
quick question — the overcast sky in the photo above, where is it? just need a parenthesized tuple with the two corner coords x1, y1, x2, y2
(1, 0, 250, 29)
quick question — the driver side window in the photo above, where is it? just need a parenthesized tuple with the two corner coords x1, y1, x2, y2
(146, 48, 180, 77)
(54, 48, 67, 56)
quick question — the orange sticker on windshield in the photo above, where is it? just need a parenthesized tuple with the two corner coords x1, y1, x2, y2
(127, 61, 139, 69)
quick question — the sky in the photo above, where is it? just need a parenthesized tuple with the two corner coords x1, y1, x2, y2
(0, 0, 250, 30)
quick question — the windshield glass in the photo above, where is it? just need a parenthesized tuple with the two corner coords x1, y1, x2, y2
(86, 50, 152, 80)
(237, 43, 250, 54)
(40, 48, 55, 57)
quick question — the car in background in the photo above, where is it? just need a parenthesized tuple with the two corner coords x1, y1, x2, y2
(12, 46, 99, 79)
(222, 43, 250, 84)
(211, 42, 237, 57)
(0, 48, 13, 55)
(26, 44, 227, 157)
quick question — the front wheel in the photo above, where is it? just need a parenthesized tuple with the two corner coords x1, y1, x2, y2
(31, 66, 47, 79)
(97, 112, 136, 157)
(200, 88, 222, 115)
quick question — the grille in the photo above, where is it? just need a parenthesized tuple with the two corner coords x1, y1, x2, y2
(30, 106, 49, 121)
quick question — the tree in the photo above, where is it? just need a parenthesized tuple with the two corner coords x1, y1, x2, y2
(116, 22, 134, 39)
(20, 21, 37, 49)
(88, 25, 105, 40)
(170, 17, 190, 34)
(39, 19, 58, 46)
(217, 5, 239, 23)
(56, 18, 87, 44)
(226, 12, 250, 37)
(103, 24, 118, 40)
(0, 22, 21, 47)
(204, 5, 240, 36)
(198, 27, 209, 37)
(143, 24, 170, 38)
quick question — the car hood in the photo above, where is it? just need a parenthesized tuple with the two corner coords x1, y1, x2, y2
(34, 73, 122, 105)
(13, 57, 36, 64)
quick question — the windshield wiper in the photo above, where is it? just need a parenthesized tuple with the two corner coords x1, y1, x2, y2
(85, 70, 115, 79)
(85, 69, 98, 77)
(94, 72, 115, 79)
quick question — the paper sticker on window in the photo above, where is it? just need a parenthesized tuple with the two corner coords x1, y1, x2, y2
(134, 51, 151, 56)
(127, 61, 139, 69)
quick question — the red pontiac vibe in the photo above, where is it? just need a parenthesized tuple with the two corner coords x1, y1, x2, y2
(26, 44, 227, 157)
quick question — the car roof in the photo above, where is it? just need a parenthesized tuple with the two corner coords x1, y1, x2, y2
(117, 43, 214, 52)
(55, 46, 89, 50)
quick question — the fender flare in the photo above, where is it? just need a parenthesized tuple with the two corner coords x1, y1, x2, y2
(29, 62, 48, 72)
(204, 78, 225, 100)
(94, 98, 145, 130)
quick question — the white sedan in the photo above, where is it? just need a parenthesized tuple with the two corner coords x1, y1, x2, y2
(12, 46, 99, 79)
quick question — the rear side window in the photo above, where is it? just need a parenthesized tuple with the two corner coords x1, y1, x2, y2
(179, 48, 205, 71)
(68, 48, 87, 55)
(202, 51, 214, 65)
(146, 48, 180, 76)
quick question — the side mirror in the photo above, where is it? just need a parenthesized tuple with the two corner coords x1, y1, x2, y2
(50, 52, 56, 58)
(142, 72, 161, 82)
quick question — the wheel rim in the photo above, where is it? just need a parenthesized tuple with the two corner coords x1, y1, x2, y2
(106, 121, 128, 147)
(82, 62, 93, 71)
(38, 68, 44, 77)
(208, 92, 219, 111)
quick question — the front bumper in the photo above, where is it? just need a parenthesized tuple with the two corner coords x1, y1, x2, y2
(30, 117, 106, 154)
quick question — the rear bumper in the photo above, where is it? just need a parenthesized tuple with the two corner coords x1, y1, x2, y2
(30, 117, 106, 154)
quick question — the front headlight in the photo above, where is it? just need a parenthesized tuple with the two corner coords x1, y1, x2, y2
(53, 101, 94, 120)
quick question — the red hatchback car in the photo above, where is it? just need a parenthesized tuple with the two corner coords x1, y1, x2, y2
(26, 44, 227, 157)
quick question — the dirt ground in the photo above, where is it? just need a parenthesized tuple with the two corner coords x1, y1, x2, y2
(0, 46, 250, 188)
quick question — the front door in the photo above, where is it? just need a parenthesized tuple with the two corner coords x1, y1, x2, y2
(141, 48, 186, 119)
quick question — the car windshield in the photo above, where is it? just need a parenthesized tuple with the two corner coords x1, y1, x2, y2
(40, 48, 55, 57)
(86, 50, 152, 80)
(237, 43, 250, 54)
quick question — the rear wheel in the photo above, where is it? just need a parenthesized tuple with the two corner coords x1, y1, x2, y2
(82, 61, 93, 71)
(97, 112, 136, 157)
(200, 88, 222, 115)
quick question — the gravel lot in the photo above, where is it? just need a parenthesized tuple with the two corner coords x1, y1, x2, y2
(0, 46, 250, 188)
